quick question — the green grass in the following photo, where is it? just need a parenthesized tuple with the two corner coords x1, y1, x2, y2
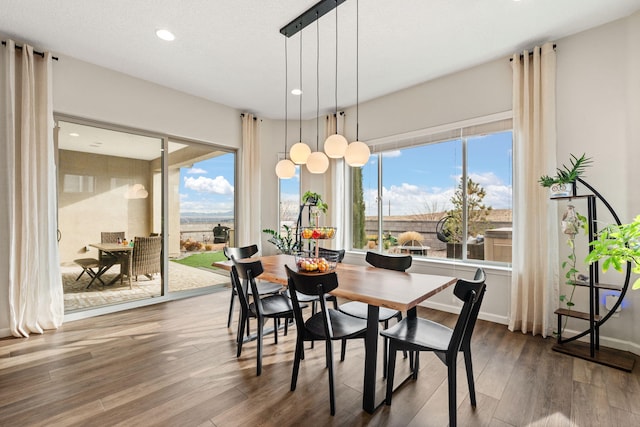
(171, 251, 227, 270)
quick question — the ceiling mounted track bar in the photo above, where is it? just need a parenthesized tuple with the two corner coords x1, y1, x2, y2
(280, 0, 348, 37)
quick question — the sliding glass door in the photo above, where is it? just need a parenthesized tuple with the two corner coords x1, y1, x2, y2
(57, 120, 163, 312)
(166, 139, 235, 294)
(57, 118, 237, 312)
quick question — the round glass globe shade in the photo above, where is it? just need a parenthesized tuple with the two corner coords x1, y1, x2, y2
(324, 133, 348, 158)
(290, 142, 311, 164)
(275, 159, 296, 179)
(344, 140, 371, 167)
(306, 151, 329, 174)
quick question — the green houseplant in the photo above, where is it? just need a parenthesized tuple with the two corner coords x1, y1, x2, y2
(585, 215, 640, 289)
(538, 153, 593, 188)
(302, 190, 328, 228)
(262, 224, 300, 255)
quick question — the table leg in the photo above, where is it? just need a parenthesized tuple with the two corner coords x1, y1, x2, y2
(363, 304, 380, 413)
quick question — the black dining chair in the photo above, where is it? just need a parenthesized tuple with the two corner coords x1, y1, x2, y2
(381, 268, 487, 427)
(285, 265, 368, 416)
(285, 248, 344, 314)
(224, 245, 283, 328)
(231, 257, 300, 376)
(338, 251, 412, 377)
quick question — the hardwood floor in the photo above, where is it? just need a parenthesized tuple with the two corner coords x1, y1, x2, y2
(1, 289, 640, 426)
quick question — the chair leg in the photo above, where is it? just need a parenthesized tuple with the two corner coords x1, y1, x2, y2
(448, 360, 457, 427)
(291, 337, 303, 391)
(227, 288, 236, 328)
(385, 342, 398, 405)
(310, 301, 317, 350)
(256, 318, 264, 376)
(382, 320, 389, 379)
(236, 312, 247, 358)
(75, 270, 86, 281)
(325, 339, 336, 416)
(273, 318, 279, 344)
(340, 339, 346, 362)
(463, 347, 477, 407)
(413, 352, 420, 380)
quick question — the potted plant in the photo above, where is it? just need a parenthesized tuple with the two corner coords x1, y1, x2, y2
(302, 190, 329, 225)
(262, 224, 300, 255)
(585, 215, 640, 289)
(539, 153, 592, 197)
(557, 205, 587, 334)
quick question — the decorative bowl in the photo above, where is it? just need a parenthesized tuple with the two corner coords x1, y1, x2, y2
(295, 251, 338, 273)
(300, 226, 337, 240)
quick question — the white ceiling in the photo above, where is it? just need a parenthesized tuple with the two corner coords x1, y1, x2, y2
(2, 0, 640, 120)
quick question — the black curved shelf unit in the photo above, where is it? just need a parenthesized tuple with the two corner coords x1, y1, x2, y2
(551, 178, 634, 371)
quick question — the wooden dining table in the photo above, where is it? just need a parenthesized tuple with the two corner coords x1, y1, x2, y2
(90, 242, 133, 287)
(213, 254, 457, 413)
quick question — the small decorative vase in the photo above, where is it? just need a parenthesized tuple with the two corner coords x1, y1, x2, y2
(550, 182, 573, 198)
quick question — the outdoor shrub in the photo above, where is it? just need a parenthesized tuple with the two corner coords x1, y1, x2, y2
(204, 244, 214, 251)
(397, 231, 425, 246)
(184, 240, 203, 251)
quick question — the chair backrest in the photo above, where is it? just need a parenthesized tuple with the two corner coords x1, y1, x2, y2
(131, 236, 162, 276)
(232, 257, 266, 315)
(317, 248, 346, 263)
(102, 231, 125, 243)
(448, 268, 486, 359)
(224, 244, 259, 260)
(285, 265, 339, 338)
(365, 251, 412, 272)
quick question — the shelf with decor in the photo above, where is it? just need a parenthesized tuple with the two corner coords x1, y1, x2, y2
(551, 177, 635, 372)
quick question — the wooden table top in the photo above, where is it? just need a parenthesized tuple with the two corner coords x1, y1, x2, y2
(90, 242, 133, 252)
(213, 254, 456, 313)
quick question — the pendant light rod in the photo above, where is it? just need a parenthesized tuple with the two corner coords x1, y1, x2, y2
(356, 0, 359, 141)
(280, 0, 348, 38)
(316, 12, 320, 151)
(284, 35, 288, 152)
(299, 30, 303, 142)
(334, 0, 339, 118)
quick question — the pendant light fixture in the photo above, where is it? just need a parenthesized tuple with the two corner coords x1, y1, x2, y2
(289, 30, 312, 165)
(324, 1, 348, 159)
(276, 35, 296, 179)
(306, 12, 330, 174)
(344, 0, 370, 167)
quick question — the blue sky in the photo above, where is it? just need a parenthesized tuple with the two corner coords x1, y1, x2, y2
(179, 153, 235, 214)
(362, 131, 513, 216)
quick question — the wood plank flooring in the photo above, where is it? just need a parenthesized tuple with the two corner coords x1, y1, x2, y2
(1, 288, 640, 426)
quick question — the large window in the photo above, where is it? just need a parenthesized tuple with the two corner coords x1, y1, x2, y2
(352, 119, 512, 265)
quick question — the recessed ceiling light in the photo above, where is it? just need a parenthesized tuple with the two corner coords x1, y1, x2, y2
(69, 132, 79, 137)
(156, 29, 175, 41)
(291, 89, 302, 96)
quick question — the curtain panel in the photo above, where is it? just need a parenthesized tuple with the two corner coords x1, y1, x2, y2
(238, 114, 262, 247)
(0, 40, 64, 337)
(324, 112, 346, 249)
(509, 43, 559, 337)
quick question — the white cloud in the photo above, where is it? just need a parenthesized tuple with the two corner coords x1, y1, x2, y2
(180, 200, 234, 214)
(363, 176, 513, 216)
(184, 176, 234, 194)
(186, 167, 207, 174)
(382, 150, 401, 158)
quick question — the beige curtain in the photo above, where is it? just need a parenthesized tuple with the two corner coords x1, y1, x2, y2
(509, 43, 559, 337)
(238, 114, 262, 247)
(324, 112, 346, 249)
(0, 40, 64, 337)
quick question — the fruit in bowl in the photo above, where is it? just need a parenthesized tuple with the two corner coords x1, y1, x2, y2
(295, 255, 335, 273)
(300, 227, 337, 240)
